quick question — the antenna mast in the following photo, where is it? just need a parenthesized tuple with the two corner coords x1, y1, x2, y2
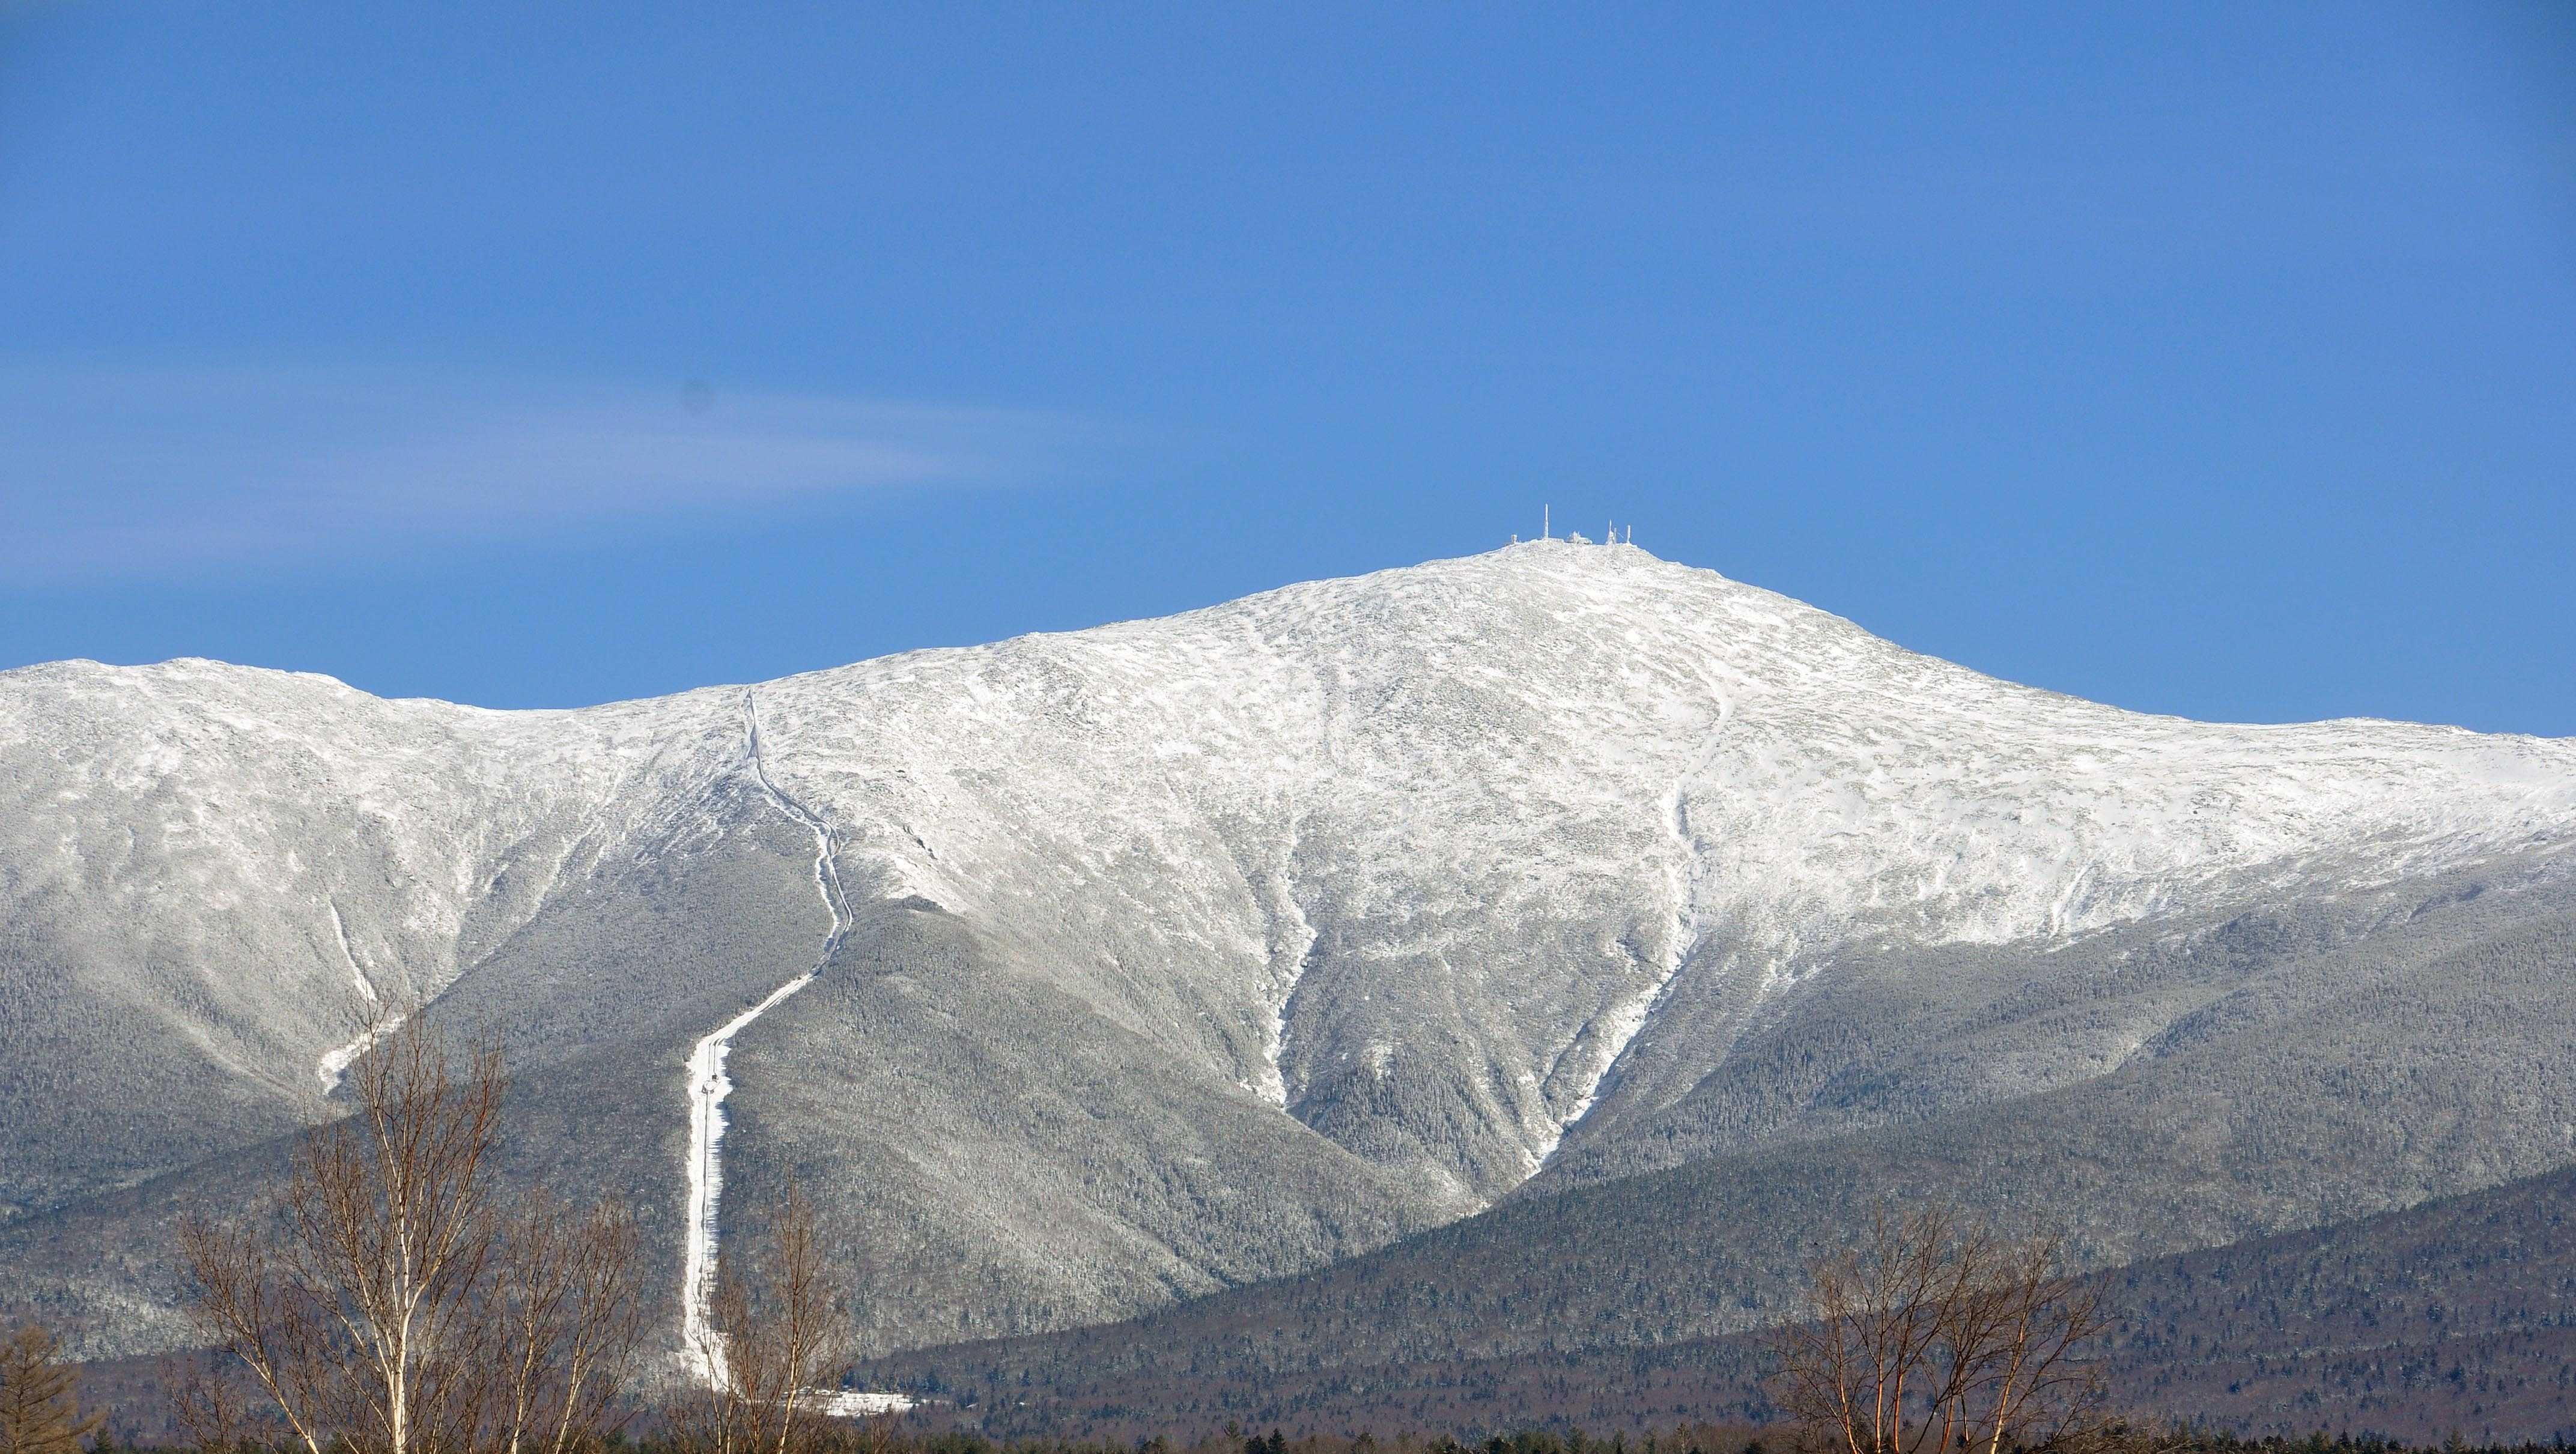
(1543, 504, 1550, 540)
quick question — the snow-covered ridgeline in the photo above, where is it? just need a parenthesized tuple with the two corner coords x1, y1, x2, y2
(680, 691, 854, 1385)
(13, 542, 2576, 1276)
(738, 543, 2576, 1193)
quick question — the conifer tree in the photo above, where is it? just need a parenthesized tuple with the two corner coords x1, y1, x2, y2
(0, 1323, 105, 1454)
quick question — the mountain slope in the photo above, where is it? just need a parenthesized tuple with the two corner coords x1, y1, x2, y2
(867, 1159, 2576, 1444)
(848, 848, 2576, 1388)
(3, 542, 2572, 1359)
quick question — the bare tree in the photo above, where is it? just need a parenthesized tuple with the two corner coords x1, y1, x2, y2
(172, 1349, 278, 1454)
(1770, 1204, 2109, 1454)
(484, 1184, 644, 1451)
(670, 1181, 855, 1454)
(0, 1322, 106, 1454)
(180, 1007, 642, 1454)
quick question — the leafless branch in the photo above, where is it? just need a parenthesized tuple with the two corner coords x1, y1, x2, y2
(177, 1004, 642, 1454)
(1770, 1202, 2110, 1454)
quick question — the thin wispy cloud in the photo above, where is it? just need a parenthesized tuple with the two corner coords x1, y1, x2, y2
(1, 363, 1106, 584)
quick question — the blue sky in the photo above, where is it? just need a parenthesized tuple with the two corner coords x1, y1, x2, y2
(4, 4, 2571, 730)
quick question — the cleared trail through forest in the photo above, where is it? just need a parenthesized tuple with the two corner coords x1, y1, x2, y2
(680, 690, 852, 1383)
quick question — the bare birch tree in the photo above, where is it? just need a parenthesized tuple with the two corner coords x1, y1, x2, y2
(669, 1181, 855, 1454)
(486, 1192, 646, 1454)
(173, 1348, 284, 1454)
(1770, 1204, 2109, 1454)
(180, 1007, 643, 1454)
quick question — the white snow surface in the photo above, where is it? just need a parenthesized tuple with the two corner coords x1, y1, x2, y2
(732, 543, 2576, 1164)
(0, 653, 752, 1104)
(314, 1015, 402, 1095)
(9, 541, 2576, 1233)
(807, 1390, 916, 1418)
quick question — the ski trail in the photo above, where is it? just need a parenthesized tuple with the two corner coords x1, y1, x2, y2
(681, 690, 852, 1384)
(315, 899, 401, 1094)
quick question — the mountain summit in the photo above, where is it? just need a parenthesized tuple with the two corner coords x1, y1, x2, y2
(6, 543, 2574, 1359)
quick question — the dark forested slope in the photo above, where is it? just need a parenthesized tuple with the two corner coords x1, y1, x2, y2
(867, 1162, 2576, 1444)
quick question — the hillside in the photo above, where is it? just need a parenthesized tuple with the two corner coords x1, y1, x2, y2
(861, 1162, 2576, 1444)
(4, 542, 2573, 1366)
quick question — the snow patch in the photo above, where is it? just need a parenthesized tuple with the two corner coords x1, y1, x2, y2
(326, 900, 381, 1006)
(315, 899, 398, 1094)
(809, 1390, 917, 1417)
(315, 1014, 403, 1095)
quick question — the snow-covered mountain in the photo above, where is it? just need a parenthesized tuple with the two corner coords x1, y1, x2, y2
(5, 542, 2574, 1357)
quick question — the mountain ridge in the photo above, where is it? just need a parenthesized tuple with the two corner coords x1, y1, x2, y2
(5, 542, 2574, 1365)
